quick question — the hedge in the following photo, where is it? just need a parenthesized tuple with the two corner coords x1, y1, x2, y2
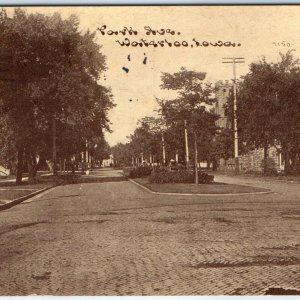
(128, 166, 152, 178)
(149, 170, 214, 184)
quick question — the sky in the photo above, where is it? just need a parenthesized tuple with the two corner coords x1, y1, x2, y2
(10, 6, 300, 145)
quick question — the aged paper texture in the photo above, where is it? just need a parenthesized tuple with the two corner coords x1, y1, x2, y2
(0, 5, 300, 296)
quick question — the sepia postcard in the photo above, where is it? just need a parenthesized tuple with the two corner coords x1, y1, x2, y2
(0, 4, 300, 296)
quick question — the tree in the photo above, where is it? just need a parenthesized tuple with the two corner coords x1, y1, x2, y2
(0, 114, 18, 173)
(127, 117, 163, 165)
(238, 51, 300, 174)
(159, 67, 219, 182)
(88, 135, 111, 167)
(0, 9, 113, 183)
(111, 143, 133, 167)
(209, 128, 234, 170)
(111, 116, 166, 167)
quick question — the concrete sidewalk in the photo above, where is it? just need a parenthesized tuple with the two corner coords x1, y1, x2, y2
(212, 171, 300, 184)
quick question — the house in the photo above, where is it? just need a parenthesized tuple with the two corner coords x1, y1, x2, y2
(0, 165, 10, 176)
(102, 154, 114, 167)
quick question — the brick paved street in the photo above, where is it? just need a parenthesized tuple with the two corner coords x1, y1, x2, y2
(0, 169, 299, 295)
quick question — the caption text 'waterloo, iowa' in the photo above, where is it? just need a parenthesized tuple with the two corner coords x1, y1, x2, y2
(97, 26, 242, 48)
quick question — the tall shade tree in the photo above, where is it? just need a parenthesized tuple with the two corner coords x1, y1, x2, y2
(159, 67, 219, 181)
(0, 9, 113, 183)
(111, 143, 133, 167)
(238, 51, 300, 174)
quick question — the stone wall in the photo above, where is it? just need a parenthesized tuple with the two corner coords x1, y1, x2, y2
(219, 147, 282, 173)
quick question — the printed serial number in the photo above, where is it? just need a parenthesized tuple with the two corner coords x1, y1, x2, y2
(272, 41, 292, 47)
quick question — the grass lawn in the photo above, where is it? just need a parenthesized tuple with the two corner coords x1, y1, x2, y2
(0, 189, 41, 201)
(134, 177, 271, 194)
(0, 173, 102, 204)
(0, 175, 59, 203)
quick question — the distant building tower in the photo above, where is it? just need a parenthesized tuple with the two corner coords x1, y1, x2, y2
(215, 80, 233, 128)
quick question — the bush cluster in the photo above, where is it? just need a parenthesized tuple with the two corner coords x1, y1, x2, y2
(149, 170, 214, 184)
(128, 166, 152, 178)
(261, 158, 278, 176)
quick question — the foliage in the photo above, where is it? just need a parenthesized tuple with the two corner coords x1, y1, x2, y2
(0, 9, 113, 183)
(111, 142, 134, 167)
(88, 135, 111, 165)
(129, 117, 163, 161)
(149, 170, 214, 184)
(0, 115, 17, 171)
(237, 51, 300, 174)
(260, 158, 278, 176)
(210, 128, 233, 161)
(114, 68, 220, 169)
(112, 116, 166, 167)
(128, 166, 152, 178)
(159, 67, 219, 164)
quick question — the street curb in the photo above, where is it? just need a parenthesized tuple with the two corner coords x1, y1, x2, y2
(129, 179, 273, 196)
(212, 173, 300, 184)
(0, 184, 59, 211)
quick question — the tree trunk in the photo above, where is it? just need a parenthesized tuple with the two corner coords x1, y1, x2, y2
(290, 153, 299, 175)
(207, 159, 211, 171)
(16, 146, 24, 185)
(46, 160, 53, 172)
(263, 145, 269, 160)
(263, 145, 269, 174)
(32, 154, 37, 178)
(296, 153, 300, 174)
(52, 117, 58, 176)
(284, 151, 291, 175)
(194, 133, 198, 185)
(212, 158, 218, 171)
(26, 150, 36, 184)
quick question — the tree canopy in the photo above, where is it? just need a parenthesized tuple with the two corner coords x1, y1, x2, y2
(238, 51, 300, 174)
(159, 67, 219, 165)
(114, 68, 219, 171)
(0, 9, 113, 183)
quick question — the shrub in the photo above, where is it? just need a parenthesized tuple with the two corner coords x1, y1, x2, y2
(128, 166, 152, 178)
(123, 167, 132, 177)
(149, 170, 214, 184)
(198, 172, 214, 183)
(261, 158, 278, 176)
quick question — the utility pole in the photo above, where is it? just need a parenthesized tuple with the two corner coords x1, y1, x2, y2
(184, 120, 190, 169)
(222, 57, 245, 173)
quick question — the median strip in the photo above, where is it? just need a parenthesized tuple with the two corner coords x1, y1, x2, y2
(129, 177, 273, 196)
